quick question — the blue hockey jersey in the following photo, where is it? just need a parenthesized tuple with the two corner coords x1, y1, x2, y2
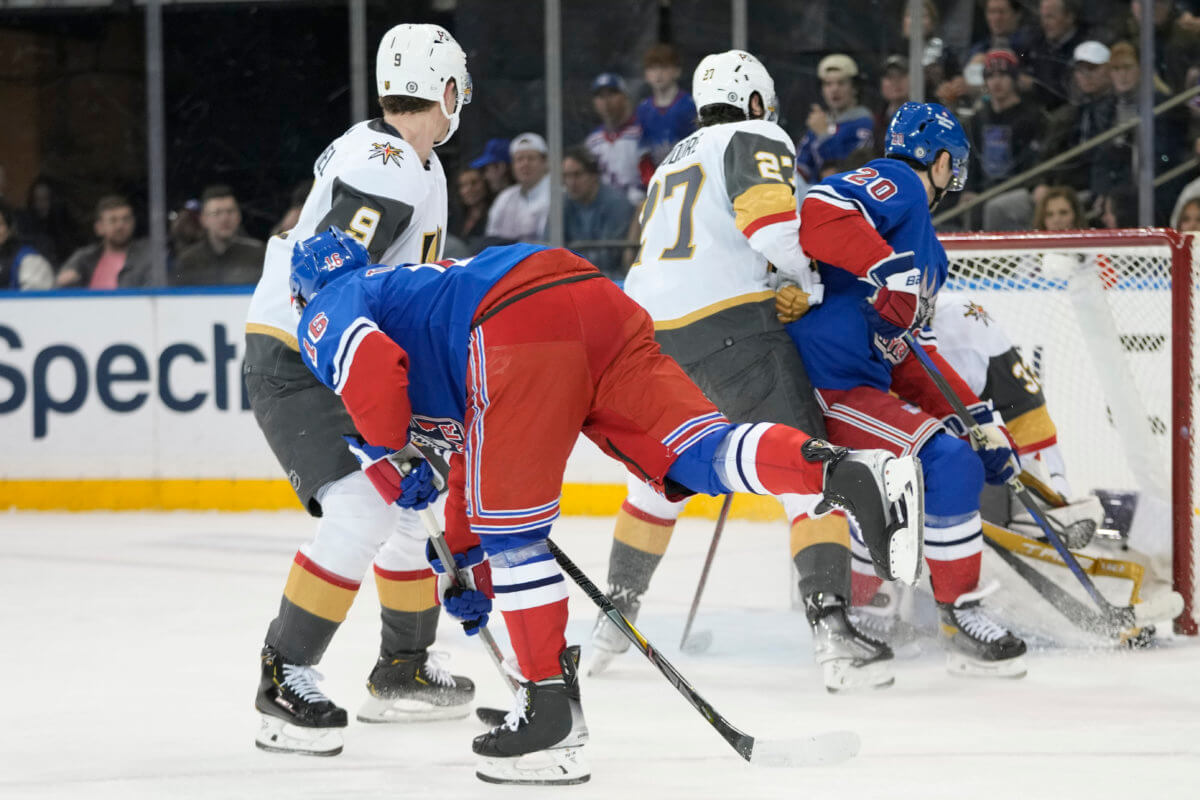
(788, 157, 949, 391)
(297, 242, 547, 452)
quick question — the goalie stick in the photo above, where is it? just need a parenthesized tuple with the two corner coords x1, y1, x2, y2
(679, 493, 733, 652)
(545, 538, 860, 768)
(899, 332, 1183, 631)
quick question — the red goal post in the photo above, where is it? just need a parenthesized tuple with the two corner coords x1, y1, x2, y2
(938, 228, 1197, 635)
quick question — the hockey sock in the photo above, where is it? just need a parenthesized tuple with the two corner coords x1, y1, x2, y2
(486, 539, 570, 682)
(791, 512, 853, 599)
(717, 423, 824, 496)
(373, 565, 439, 657)
(265, 551, 361, 664)
(918, 432, 985, 604)
(608, 502, 675, 598)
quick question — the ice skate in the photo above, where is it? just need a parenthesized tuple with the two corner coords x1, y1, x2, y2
(474, 645, 590, 785)
(848, 581, 922, 650)
(587, 585, 640, 676)
(939, 585, 1027, 679)
(806, 593, 895, 693)
(806, 441, 924, 585)
(357, 650, 475, 722)
(255, 646, 347, 756)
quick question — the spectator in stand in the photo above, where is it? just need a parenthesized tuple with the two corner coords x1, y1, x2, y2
(1022, 0, 1088, 111)
(796, 54, 874, 182)
(1182, 0, 1200, 33)
(1122, 0, 1200, 92)
(635, 44, 697, 167)
(486, 132, 550, 242)
(903, 0, 968, 112)
(561, 146, 634, 281)
(1039, 41, 1116, 219)
(173, 185, 265, 285)
(967, 0, 1035, 63)
(169, 199, 204, 258)
(1033, 185, 1085, 230)
(0, 202, 54, 291)
(1101, 41, 1190, 223)
(965, 49, 1047, 230)
(449, 166, 492, 251)
(1176, 197, 1200, 231)
(586, 72, 650, 206)
(19, 177, 80, 267)
(873, 55, 911, 155)
(469, 137, 514, 197)
(57, 195, 160, 289)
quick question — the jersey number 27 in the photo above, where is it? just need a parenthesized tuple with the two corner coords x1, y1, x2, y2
(631, 164, 706, 265)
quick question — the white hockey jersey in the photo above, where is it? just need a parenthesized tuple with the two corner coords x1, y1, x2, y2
(622, 118, 813, 328)
(246, 118, 447, 347)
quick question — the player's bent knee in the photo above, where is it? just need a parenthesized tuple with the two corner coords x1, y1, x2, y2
(918, 432, 984, 514)
(306, 471, 397, 578)
(625, 471, 688, 521)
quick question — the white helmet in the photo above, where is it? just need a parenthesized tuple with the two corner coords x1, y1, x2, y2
(692, 49, 778, 123)
(376, 23, 472, 146)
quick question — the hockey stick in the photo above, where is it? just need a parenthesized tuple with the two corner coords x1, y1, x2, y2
(545, 538, 860, 767)
(417, 508, 520, 693)
(398, 454, 521, 696)
(899, 333, 1182, 630)
(679, 493, 733, 652)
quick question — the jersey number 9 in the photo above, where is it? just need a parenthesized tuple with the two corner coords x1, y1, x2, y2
(346, 207, 382, 248)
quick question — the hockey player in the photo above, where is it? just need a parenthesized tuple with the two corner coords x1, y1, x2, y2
(243, 24, 475, 756)
(590, 49, 896, 693)
(788, 102, 1029, 678)
(288, 229, 924, 784)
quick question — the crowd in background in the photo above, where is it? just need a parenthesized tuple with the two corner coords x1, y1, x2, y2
(4, 0, 1200, 291)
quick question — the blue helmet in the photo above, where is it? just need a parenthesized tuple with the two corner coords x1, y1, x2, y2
(884, 102, 970, 192)
(289, 226, 371, 306)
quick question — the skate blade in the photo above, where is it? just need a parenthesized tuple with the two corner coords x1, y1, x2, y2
(255, 715, 343, 756)
(945, 652, 1027, 679)
(883, 455, 924, 586)
(749, 730, 861, 767)
(357, 694, 472, 723)
(476, 746, 590, 785)
(822, 658, 895, 693)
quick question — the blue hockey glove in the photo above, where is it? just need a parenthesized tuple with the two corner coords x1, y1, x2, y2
(343, 435, 441, 510)
(945, 405, 1021, 486)
(427, 543, 494, 636)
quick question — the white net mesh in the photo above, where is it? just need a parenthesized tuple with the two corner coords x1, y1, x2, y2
(940, 231, 1198, 635)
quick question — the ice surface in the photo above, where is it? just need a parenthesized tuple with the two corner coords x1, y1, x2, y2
(2, 511, 1198, 799)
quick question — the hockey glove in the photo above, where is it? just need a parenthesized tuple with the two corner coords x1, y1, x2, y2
(427, 543, 494, 636)
(941, 404, 1021, 485)
(343, 435, 441, 510)
(860, 250, 921, 339)
(972, 422, 1021, 486)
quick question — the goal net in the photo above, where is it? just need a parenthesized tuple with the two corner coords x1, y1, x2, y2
(940, 229, 1198, 636)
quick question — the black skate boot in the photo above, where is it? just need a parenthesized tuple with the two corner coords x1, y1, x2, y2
(473, 645, 589, 785)
(357, 650, 475, 723)
(588, 584, 640, 676)
(806, 440, 924, 585)
(848, 581, 922, 651)
(938, 586, 1027, 679)
(805, 592, 895, 693)
(255, 645, 347, 756)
